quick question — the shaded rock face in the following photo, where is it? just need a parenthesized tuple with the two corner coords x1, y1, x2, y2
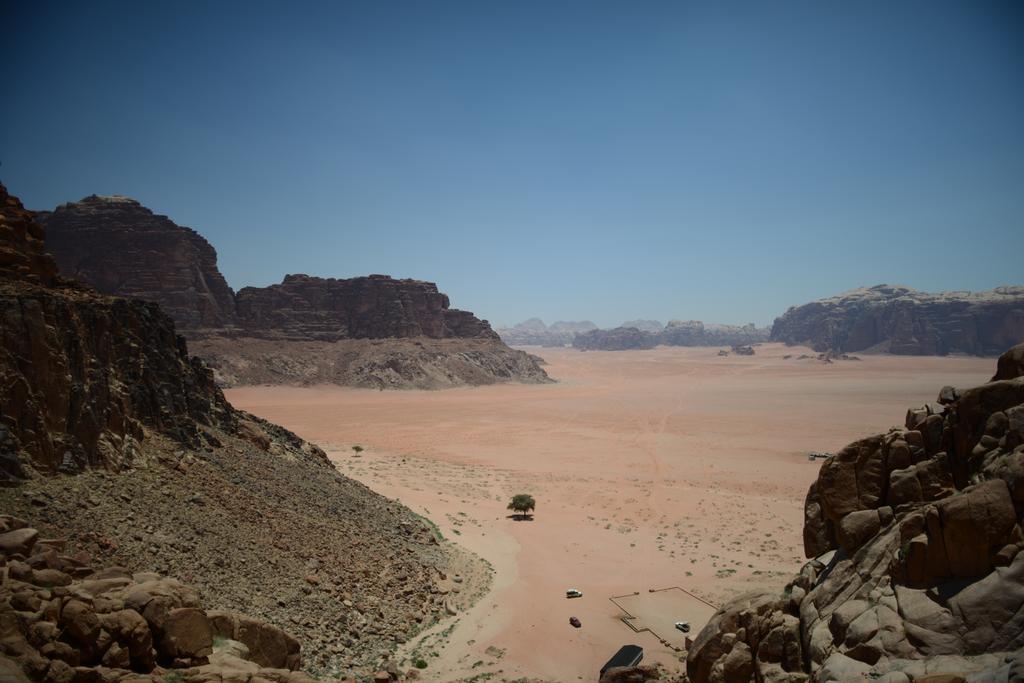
(37, 195, 237, 331)
(1, 186, 233, 481)
(496, 318, 598, 347)
(771, 284, 1024, 356)
(0, 186, 58, 286)
(233, 273, 498, 342)
(687, 342, 1024, 682)
(574, 326, 658, 351)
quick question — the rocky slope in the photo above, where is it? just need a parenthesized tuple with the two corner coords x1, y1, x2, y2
(0, 516, 315, 682)
(37, 196, 237, 331)
(496, 318, 598, 347)
(687, 342, 1024, 682)
(190, 336, 551, 389)
(0, 185, 487, 680)
(771, 284, 1024, 356)
(36, 194, 548, 388)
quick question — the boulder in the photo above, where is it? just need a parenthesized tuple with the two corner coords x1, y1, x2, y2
(159, 608, 213, 660)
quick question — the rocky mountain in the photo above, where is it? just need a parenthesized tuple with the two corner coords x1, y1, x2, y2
(621, 319, 665, 334)
(687, 342, 1024, 681)
(0, 184, 486, 679)
(37, 194, 548, 388)
(233, 273, 496, 341)
(574, 326, 658, 351)
(660, 320, 769, 347)
(496, 318, 598, 346)
(771, 284, 1024, 356)
(37, 195, 237, 331)
(572, 320, 770, 351)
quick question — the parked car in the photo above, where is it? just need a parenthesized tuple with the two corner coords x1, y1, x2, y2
(675, 621, 691, 633)
(600, 645, 643, 675)
(566, 588, 583, 598)
(569, 616, 582, 628)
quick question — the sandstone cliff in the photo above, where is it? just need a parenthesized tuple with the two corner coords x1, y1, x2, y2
(687, 343, 1024, 682)
(771, 284, 1024, 356)
(233, 273, 497, 341)
(36, 194, 548, 388)
(37, 196, 237, 331)
(0, 185, 487, 679)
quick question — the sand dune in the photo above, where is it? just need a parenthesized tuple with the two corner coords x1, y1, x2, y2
(227, 343, 994, 681)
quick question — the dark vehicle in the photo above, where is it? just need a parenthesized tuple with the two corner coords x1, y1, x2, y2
(600, 645, 643, 675)
(569, 616, 582, 628)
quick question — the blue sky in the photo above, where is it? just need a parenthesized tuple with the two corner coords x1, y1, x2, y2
(3, 1, 1022, 327)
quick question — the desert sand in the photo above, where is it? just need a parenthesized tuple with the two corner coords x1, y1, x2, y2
(227, 343, 994, 681)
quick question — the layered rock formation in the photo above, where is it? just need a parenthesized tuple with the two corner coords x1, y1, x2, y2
(496, 318, 598, 347)
(1, 186, 232, 480)
(574, 326, 658, 351)
(771, 284, 1024, 356)
(0, 185, 487, 679)
(573, 321, 769, 351)
(233, 274, 496, 341)
(37, 196, 237, 331)
(687, 342, 1024, 682)
(36, 194, 548, 388)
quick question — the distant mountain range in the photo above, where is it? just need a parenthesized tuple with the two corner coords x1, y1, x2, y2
(498, 318, 770, 350)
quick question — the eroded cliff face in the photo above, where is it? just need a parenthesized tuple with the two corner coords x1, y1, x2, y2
(687, 343, 1024, 682)
(1, 186, 233, 480)
(233, 273, 498, 341)
(0, 185, 487, 678)
(35, 195, 548, 388)
(37, 196, 237, 331)
(771, 284, 1024, 356)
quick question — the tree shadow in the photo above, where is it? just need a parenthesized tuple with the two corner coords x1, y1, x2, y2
(506, 513, 535, 521)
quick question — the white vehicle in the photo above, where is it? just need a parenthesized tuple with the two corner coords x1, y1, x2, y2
(675, 621, 691, 633)
(566, 589, 583, 598)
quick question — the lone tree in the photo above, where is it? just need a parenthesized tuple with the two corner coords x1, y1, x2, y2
(352, 445, 364, 455)
(507, 494, 536, 520)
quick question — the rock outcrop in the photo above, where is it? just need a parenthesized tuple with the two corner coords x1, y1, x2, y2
(233, 274, 497, 342)
(1, 186, 233, 480)
(35, 194, 548, 388)
(572, 321, 769, 351)
(660, 321, 769, 348)
(0, 185, 488, 678)
(496, 318, 598, 347)
(574, 326, 658, 351)
(771, 284, 1024, 356)
(687, 342, 1024, 682)
(37, 196, 237, 331)
(0, 517, 311, 682)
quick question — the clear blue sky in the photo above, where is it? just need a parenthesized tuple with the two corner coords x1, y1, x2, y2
(3, 1, 1022, 328)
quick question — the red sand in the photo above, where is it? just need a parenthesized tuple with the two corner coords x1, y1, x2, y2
(227, 344, 993, 680)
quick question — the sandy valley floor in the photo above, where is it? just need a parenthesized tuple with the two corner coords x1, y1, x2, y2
(227, 344, 994, 681)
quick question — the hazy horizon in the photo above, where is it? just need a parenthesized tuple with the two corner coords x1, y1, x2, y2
(3, 1, 1022, 328)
